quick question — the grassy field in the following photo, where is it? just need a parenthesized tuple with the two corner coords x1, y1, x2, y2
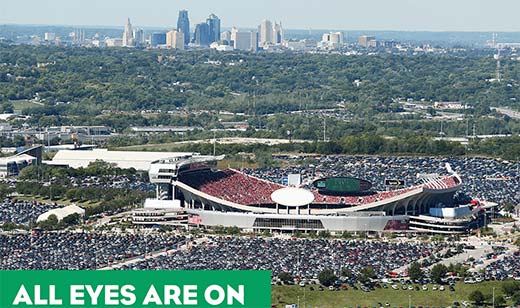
(272, 282, 509, 308)
(10, 99, 43, 113)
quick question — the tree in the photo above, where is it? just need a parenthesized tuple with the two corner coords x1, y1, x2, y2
(1, 221, 24, 231)
(468, 290, 484, 305)
(225, 226, 240, 235)
(318, 268, 336, 287)
(37, 214, 59, 230)
(341, 231, 352, 239)
(318, 230, 331, 238)
(502, 281, 520, 297)
(512, 292, 520, 305)
(62, 213, 81, 226)
(494, 295, 505, 307)
(277, 272, 293, 284)
(430, 264, 448, 284)
(431, 234, 444, 242)
(340, 268, 352, 279)
(408, 262, 424, 282)
(359, 266, 376, 284)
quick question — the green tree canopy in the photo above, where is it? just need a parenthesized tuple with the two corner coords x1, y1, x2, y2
(318, 268, 337, 287)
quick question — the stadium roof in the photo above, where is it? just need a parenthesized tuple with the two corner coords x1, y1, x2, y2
(46, 149, 196, 170)
(271, 187, 315, 207)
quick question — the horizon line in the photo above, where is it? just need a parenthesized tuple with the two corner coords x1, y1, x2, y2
(1, 23, 520, 34)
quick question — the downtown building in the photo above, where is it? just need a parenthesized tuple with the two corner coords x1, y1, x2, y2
(230, 27, 258, 51)
(193, 13, 221, 46)
(177, 10, 190, 45)
(319, 32, 345, 49)
(122, 18, 145, 47)
(258, 19, 283, 48)
(166, 30, 185, 50)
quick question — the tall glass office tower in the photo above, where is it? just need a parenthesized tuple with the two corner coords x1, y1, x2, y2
(206, 14, 221, 44)
(177, 10, 190, 45)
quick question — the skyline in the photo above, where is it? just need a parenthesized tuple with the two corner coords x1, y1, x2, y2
(1, 0, 520, 32)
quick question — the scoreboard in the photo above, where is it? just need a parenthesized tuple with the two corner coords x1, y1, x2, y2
(312, 177, 372, 195)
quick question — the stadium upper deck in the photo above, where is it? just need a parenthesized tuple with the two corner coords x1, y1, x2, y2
(177, 168, 461, 214)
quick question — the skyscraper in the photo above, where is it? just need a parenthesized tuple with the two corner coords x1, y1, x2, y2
(221, 31, 231, 44)
(177, 10, 190, 45)
(166, 30, 185, 50)
(358, 35, 376, 48)
(259, 19, 273, 46)
(206, 14, 221, 44)
(233, 30, 258, 51)
(133, 28, 145, 47)
(150, 32, 167, 47)
(273, 22, 283, 44)
(122, 18, 134, 47)
(194, 23, 210, 46)
(320, 32, 343, 49)
(230, 27, 239, 43)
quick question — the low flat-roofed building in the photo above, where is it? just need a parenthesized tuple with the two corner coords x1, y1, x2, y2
(47, 149, 197, 170)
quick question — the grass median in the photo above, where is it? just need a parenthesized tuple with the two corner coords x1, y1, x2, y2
(272, 281, 508, 307)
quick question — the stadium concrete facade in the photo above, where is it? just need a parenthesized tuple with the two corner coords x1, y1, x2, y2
(133, 155, 494, 234)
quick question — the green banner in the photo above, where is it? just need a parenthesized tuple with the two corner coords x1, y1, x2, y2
(0, 270, 271, 308)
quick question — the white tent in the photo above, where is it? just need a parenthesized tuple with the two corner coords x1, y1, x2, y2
(37, 205, 85, 222)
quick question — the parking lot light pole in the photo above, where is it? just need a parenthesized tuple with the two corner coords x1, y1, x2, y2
(408, 294, 411, 308)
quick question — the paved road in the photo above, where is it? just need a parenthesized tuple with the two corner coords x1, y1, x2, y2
(436, 237, 492, 270)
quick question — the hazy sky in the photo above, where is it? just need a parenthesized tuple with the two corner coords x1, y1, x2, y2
(1, 0, 519, 31)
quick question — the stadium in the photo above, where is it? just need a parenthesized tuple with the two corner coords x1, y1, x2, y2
(133, 154, 496, 234)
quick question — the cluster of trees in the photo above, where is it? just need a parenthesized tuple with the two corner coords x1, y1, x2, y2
(170, 134, 519, 162)
(467, 282, 520, 306)
(0, 136, 26, 147)
(1, 44, 518, 117)
(18, 160, 146, 182)
(1, 44, 518, 154)
(37, 213, 82, 231)
(168, 135, 463, 158)
(1, 212, 82, 231)
(13, 181, 149, 217)
(256, 113, 519, 141)
(502, 281, 520, 306)
(410, 261, 470, 280)
(210, 225, 241, 235)
(470, 135, 520, 160)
